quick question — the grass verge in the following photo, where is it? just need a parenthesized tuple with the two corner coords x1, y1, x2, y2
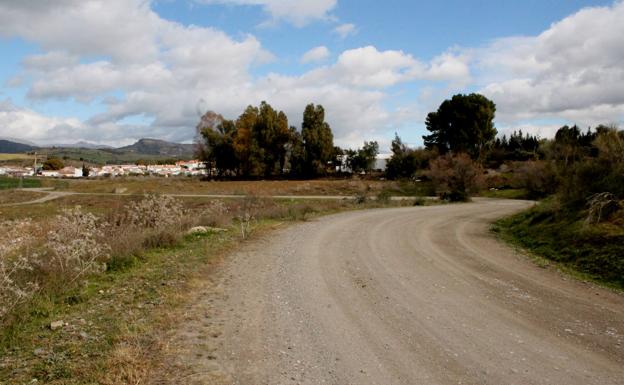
(0, 222, 271, 384)
(480, 188, 530, 200)
(492, 199, 624, 290)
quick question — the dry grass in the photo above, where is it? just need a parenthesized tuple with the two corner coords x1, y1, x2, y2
(0, 190, 46, 204)
(51, 177, 406, 196)
(0, 153, 34, 161)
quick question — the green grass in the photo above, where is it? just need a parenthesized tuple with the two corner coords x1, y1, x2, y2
(480, 188, 530, 200)
(493, 199, 624, 289)
(0, 176, 42, 190)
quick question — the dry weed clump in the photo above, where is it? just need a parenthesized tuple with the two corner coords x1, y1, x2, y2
(196, 200, 232, 228)
(0, 194, 197, 322)
(44, 208, 110, 283)
(0, 219, 41, 319)
(234, 196, 260, 239)
(106, 194, 191, 256)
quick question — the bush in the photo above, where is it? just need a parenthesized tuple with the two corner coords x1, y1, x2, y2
(42, 158, 64, 171)
(42, 208, 110, 283)
(376, 189, 392, 204)
(511, 160, 557, 199)
(0, 219, 41, 320)
(428, 153, 483, 201)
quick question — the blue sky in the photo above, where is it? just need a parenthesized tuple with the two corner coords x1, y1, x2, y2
(0, 0, 622, 149)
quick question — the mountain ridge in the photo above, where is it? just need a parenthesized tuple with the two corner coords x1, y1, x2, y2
(0, 138, 196, 161)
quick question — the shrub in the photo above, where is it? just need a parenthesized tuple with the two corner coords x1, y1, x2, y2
(105, 194, 190, 257)
(42, 158, 64, 171)
(0, 219, 40, 320)
(512, 160, 557, 199)
(43, 208, 110, 284)
(287, 204, 316, 221)
(376, 189, 392, 204)
(428, 153, 483, 201)
(413, 197, 426, 206)
(123, 194, 187, 229)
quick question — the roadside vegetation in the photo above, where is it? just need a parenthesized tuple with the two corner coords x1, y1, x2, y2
(492, 125, 624, 288)
(0, 192, 421, 383)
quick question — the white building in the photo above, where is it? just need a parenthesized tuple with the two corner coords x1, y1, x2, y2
(40, 170, 60, 177)
(58, 166, 83, 178)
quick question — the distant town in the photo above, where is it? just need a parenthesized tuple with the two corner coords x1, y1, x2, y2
(0, 160, 207, 178)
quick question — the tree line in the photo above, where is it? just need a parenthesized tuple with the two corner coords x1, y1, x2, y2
(196, 95, 622, 207)
(196, 102, 379, 178)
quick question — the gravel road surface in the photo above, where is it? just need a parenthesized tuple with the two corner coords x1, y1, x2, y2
(162, 199, 624, 385)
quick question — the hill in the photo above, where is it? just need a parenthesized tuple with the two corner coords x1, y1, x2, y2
(49, 141, 113, 150)
(0, 138, 195, 164)
(117, 138, 195, 157)
(0, 140, 38, 153)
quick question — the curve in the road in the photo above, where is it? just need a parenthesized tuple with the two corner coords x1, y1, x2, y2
(161, 200, 624, 384)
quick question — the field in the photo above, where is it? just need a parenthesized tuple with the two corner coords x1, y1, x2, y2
(0, 176, 42, 189)
(44, 176, 435, 196)
(0, 153, 34, 161)
(0, 189, 46, 205)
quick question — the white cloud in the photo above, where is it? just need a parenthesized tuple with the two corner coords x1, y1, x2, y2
(333, 23, 356, 38)
(475, 1, 624, 131)
(301, 46, 470, 89)
(5, 0, 619, 149)
(198, 0, 337, 27)
(0, 0, 471, 149)
(301, 46, 330, 63)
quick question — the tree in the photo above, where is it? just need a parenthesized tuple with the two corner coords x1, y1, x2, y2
(301, 104, 334, 176)
(42, 158, 64, 171)
(385, 134, 432, 179)
(234, 106, 259, 177)
(196, 111, 238, 176)
(253, 102, 290, 176)
(423, 93, 497, 160)
(346, 141, 379, 174)
(286, 126, 305, 176)
(550, 125, 596, 166)
(82, 164, 90, 177)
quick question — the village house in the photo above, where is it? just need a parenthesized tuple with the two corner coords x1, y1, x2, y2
(58, 166, 83, 178)
(4, 167, 34, 177)
(40, 170, 60, 177)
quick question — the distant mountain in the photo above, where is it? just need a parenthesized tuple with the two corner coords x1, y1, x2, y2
(117, 138, 195, 158)
(0, 137, 39, 146)
(0, 139, 38, 153)
(49, 141, 113, 149)
(0, 137, 195, 163)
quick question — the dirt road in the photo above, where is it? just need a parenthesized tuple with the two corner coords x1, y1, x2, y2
(160, 199, 624, 385)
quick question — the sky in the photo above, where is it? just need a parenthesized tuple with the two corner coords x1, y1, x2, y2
(0, 0, 622, 150)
